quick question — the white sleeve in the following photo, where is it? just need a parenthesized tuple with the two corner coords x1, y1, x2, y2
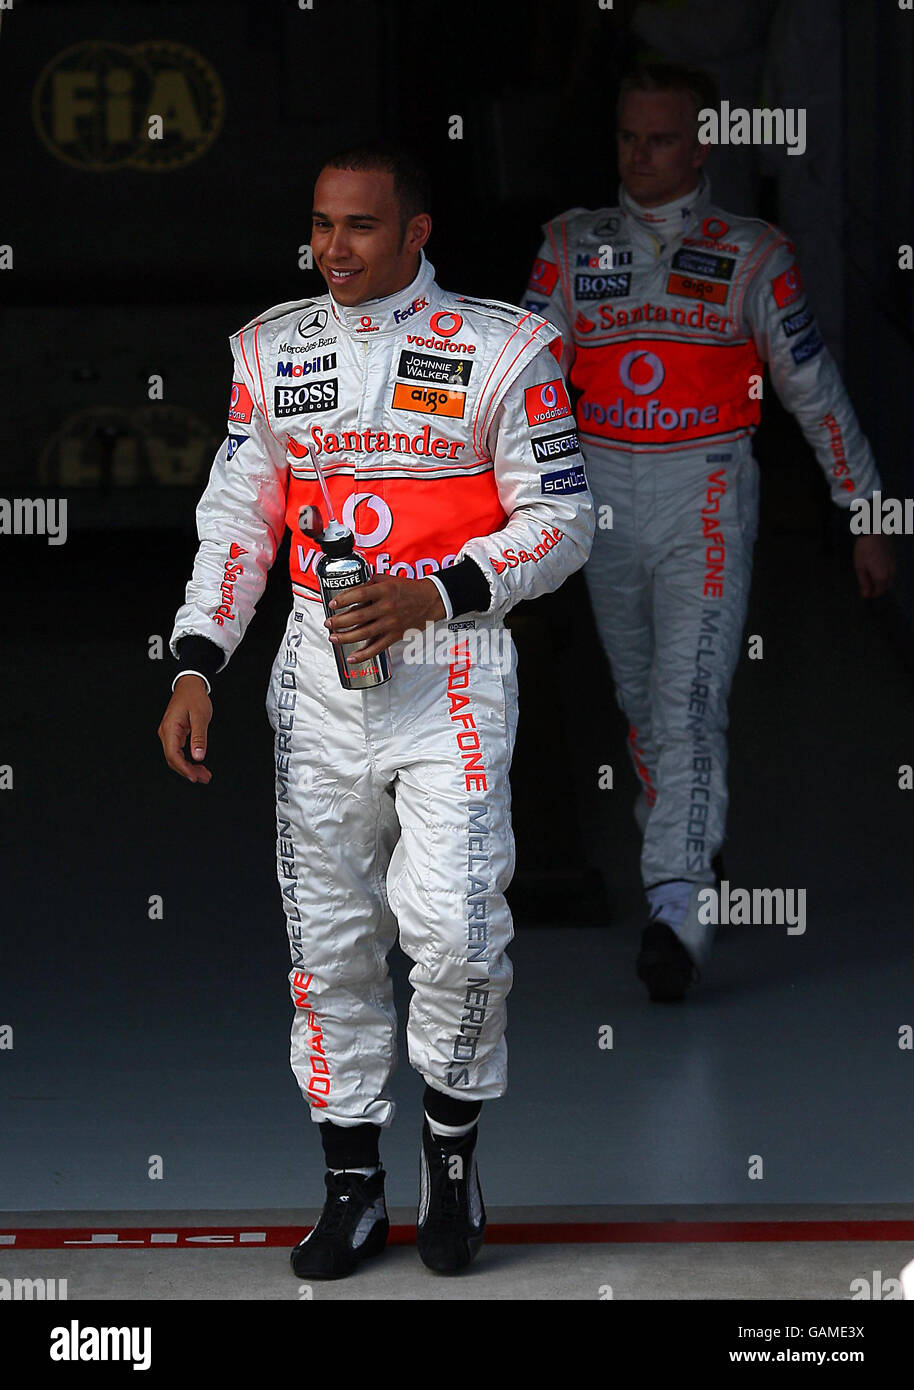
(169, 334, 289, 667)
(457, 343, 594, 620)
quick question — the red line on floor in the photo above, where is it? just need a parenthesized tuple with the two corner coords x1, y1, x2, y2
(3, 1221, 914, 1249)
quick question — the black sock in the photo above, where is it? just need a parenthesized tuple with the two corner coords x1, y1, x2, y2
(422, 1084, 482, 1129)
(318, 1120, 381, 1170)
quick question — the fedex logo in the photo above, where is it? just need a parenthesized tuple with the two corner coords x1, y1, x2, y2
(393, 296, 429, 324)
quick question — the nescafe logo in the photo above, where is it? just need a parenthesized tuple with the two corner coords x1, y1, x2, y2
(429, 310, 462, 338)
(297, 308, 329, 339)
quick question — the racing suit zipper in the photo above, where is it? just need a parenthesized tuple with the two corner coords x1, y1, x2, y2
(355, 336, 382, 762)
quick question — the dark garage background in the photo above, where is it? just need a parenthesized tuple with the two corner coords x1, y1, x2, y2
(2, 0, 914, 1226)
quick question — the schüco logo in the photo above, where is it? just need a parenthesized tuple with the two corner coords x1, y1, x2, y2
(32, 41, 224, 172)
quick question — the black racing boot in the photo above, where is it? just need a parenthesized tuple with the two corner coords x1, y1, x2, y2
(636, 919, 699, 1003)
(416, 1120, 486, 1274)
(290, 1168, 389, 1280)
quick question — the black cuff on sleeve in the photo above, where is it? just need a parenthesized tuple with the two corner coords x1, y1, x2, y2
(437, 558, 491, 617)
(174, 635, 226, 678)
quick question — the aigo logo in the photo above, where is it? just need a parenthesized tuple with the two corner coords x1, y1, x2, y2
(618, 349, 664, 395)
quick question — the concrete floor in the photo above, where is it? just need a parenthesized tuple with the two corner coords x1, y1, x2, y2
(3, 1205, 913, 1300)
(3, 478, 913, 1302)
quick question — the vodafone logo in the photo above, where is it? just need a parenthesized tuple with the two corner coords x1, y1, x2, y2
(524, 377, 572, 426)
(619, 350, 664, 396)
(227, 380, 254, 423)
(429, 310, 462, 338)
(357, 315, 379, 333)
(342, 492, 393, 548)
(702, 217, 729, 240)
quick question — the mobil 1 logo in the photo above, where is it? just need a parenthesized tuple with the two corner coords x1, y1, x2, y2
(274, 380, 338, 418)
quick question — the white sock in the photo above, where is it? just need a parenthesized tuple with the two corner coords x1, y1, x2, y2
(425, 1112, 478, 1139)
(330, 1165, 379, 1177)
(647, 880, 694, 934)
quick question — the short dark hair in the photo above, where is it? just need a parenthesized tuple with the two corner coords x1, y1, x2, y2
(321, 144, 431, 238)
(617, 63, 719, 135)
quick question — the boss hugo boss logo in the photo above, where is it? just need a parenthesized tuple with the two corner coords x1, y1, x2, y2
(574, 272, 631, 301)
(274, 380, 339, 417)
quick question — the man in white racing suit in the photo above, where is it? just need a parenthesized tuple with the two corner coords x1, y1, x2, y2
(158, 148, 593, 1277)
(521, 65, 893, 1002)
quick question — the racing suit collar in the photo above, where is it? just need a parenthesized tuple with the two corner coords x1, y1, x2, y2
(327, 248, 438, 336)
(619, 173, 711, 255)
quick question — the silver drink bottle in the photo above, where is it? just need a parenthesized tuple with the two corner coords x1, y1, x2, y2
(316, 521, 391, 689)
